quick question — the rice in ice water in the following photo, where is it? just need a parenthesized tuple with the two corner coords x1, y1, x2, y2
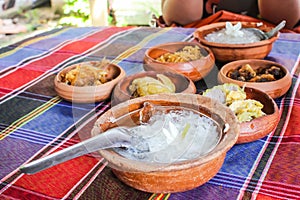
(115, 109, 221, 163)
(205, 22, 261, 44)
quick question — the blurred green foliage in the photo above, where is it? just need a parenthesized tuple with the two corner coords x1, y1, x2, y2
(58, 0, 91, 27)
(57, 0, 161, 27)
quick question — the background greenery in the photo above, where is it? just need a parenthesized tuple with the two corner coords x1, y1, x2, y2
(58, 0, 161, 27)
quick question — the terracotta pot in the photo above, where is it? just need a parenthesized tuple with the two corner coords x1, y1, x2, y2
(91, 93, 239, 193)
(238, 87, 279, 143)
(111, 71, 196, 105)
(54, 61, 126, 103)
(193, 22, 279, 62)
(217, 59, 292, 99)
(143, 41, 215, 81)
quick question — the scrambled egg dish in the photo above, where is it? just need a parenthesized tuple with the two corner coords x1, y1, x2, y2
(203, 83, 265, 122)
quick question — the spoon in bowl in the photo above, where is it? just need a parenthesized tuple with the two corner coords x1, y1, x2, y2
(19, 126, 150, 174)
(247, 20, 286, 40)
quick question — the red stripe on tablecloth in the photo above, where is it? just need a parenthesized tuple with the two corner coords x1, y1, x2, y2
(249, 77, 300, 200)
(0, 26, 132, 98)
(284, 90, 300, 136)
(256, 193, 281, 200)
(2, 155, 101, 199)
(257, 86, 300, 199)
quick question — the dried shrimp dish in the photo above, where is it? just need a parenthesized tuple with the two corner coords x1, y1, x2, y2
(60, 59, 111, 86)
(155, 45, 203, 63)
(129, 74, 176, 97)
(227, 63, 285, 82)
(203, 83, 266, 122)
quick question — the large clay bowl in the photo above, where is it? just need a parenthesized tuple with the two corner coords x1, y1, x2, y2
(54, 61, 126, 103)
(193, 22, 279, 62)
(218, 59, 292, 99)
(237, 87, 279, 144)
(91, 93, 239, 193)
(111, 71, 196, 105)
(143, 41, 215, 81)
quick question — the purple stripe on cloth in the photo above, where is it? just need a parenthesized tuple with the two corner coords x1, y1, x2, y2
(169, 183, 240, 200)
(0, 136, 43, 178)
(0, 27, 103, 70)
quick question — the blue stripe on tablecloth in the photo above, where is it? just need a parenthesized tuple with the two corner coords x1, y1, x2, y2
(0, 27, 102, 71)
(266, 34, 300, 72)
(3, 99, 105, 142)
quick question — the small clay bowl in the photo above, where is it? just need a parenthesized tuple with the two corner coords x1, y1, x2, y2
(111, 71, 196, 105)
(91, 93, 239, 193)
(217, 59, 292, 99)
(54, 61, 126, 103)
(143, 41, 215, 81)
(193, 22, 279, 62)
(237, 87, 279, 144)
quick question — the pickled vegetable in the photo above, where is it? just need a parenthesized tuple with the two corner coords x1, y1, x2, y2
(129, 74, 176, 97)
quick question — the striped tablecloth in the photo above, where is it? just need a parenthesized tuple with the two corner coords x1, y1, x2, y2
(0, 26, 299, 200)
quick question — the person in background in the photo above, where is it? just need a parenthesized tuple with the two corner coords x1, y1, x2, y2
(161, 0, 300, 30)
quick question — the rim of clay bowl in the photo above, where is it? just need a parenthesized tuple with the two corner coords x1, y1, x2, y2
(92, 93, 239, 173)
(193, 21, 279, 48)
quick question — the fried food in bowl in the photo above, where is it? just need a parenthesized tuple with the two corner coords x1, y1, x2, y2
(54, 60, 126, 103)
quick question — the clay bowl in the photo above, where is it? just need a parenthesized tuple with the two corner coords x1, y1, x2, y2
(111, 71, 196, 105)
(91, 93, 239, 193)
(217, 59, 292, 99)
(237, 87, 279, 144)
(193, 22, 279, 62)
(54, 61, 126, 103)
(143, 41, 215, 81)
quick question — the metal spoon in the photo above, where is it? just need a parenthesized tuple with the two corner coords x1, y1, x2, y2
(247, 20, 286, 40)
(19, 127, 149, 174)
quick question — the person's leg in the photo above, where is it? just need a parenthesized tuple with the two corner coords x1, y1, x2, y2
(258, 0, 300, 29)
(161, 0, 205, 26)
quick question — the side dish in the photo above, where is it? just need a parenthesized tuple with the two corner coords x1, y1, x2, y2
(129, 74, 176, 97)
(60, 59, 111, 86)
(227, 63, 285, 82)
(155, 45, 203, 63)
(203, 83, 266, 122)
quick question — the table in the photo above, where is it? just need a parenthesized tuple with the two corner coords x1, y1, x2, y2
(0, 26, 299, 200)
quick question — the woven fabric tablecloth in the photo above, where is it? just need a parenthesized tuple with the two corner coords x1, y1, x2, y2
(0, 26, 299, 200)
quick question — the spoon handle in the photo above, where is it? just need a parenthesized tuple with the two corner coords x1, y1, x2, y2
(267, 20, 286, 38)
(20, 127, 131, 174)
